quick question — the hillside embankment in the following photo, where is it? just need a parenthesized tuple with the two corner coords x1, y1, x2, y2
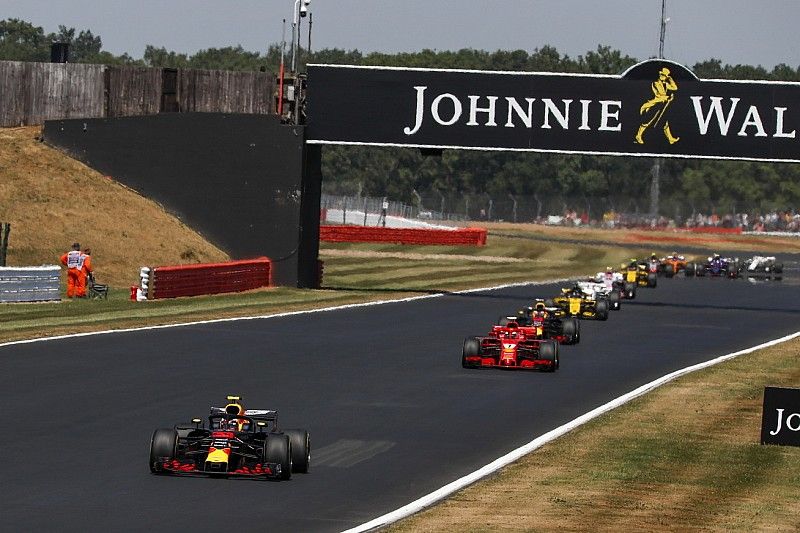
(0, 126, 228, 287)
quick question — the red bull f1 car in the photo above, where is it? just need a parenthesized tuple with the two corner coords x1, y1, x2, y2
(462, 321, 559, 371)
(149, 396, 310, 480)
(512, 302, 580, 345)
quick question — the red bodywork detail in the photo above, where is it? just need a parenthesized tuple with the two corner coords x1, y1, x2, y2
(211, 431, 236, 439)
(233, 464, 273, 475)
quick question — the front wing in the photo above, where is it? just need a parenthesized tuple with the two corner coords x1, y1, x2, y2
(154, 459, 283, 478)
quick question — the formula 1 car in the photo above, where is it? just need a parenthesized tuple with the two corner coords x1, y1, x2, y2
(742, 255, 783, 277)
(659, 252, 688, 277)
(686, 254, 740, 278)
(509, 301, 580, 345)
(462, 321, 559, 371)
(149, 396, 311, 480)
(595, 269, 636, 299)
(622, 259, 657, 289)
(548, 284, 609, 321)
(577, 279, 621, 310)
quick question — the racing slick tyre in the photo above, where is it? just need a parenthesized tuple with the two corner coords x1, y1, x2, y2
(774, 263, 784, 274)
(624, 282, 636, 299)
(695, 264, 706, 277)
(538, 340, 558, 372)
(728, 260, 741, 279)
(149, 428, 178, 473)
(561, 318, 579, 345)
(608, 291, 621, 310)
(285, 429, 311, 473)
(462, 337, 482, 368)
(265, 434, 293, 480)
(647, 272, 658, 288)
(595, 299, 609, 320)
(685, 263, 696, 277)
(664, 266, 674, 278)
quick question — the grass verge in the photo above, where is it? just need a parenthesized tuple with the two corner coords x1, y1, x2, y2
(390, 337, 800, 532)
(1, 235, 650, 345)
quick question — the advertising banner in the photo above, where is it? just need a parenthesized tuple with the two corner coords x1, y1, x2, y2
(761, 386, 800, 446)
(307, 60, 800, 163)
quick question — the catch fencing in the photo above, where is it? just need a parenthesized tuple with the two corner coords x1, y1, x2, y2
(321, 190, 798, 231)
(0, 60, 276, 127)
(0, 265, 60, 303)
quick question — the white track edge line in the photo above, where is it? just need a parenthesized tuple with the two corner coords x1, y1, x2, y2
(0, 278, 572, 349)
(341, 330, 800, 533)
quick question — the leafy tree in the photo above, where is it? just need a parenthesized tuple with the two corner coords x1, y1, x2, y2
(0, 18, 49, 61)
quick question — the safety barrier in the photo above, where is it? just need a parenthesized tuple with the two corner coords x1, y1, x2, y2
(319, 226, 487, 246)
(686, 226, 743, 235)
(141, 258, 272, 300)
(0, 265, 61, 303)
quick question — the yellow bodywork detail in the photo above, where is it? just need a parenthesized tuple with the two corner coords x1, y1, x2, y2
(206, 447, 230, 463)
(568, 298, 582, 315)
(626, 270, 637, 282)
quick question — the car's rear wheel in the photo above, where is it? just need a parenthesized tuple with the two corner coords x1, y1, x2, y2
(595, 299, 609, 320)
(647, 272, 658, 288)
(462, 337, 481, 368)
(149, 428, 178, 473)
(264, 434, 292, 480)
(624, 282, 636, 299)
(285, 429, 310, 473)
(774, 262, 784, 274)
(561, 318, 579, 344)
(685, 263, 696, 277)
(609, 291, 621, 310)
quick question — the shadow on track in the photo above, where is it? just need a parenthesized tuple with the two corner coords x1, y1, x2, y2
(622, 299, 800, 316)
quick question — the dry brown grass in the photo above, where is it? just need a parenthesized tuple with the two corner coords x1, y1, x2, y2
(391, 339, 800, 532)
(0, 126, 228, 287)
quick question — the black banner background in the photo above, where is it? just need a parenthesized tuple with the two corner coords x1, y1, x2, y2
(306, 60, 800, 162)
(761, 386, 800, 446)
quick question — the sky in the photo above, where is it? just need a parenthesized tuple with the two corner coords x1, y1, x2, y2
(2, 0, 799, 70)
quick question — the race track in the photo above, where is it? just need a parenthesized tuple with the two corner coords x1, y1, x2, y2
(2, 268, 799, 532)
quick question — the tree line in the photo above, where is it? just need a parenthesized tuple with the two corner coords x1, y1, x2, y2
(3, 18, 799, 216)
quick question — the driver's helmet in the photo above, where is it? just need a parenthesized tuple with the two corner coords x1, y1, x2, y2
(534, 301, 546, 312)
(224, 401, 249, 431)
(606, 266, 613, 272)
(713, 253, 721, 259)
(650, 253, 658, 260)
(671, 251, 679, 258)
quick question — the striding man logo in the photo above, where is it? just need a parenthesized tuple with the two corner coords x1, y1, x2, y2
(635, 67, 680, 145)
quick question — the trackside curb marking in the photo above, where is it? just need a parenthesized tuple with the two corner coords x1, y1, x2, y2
(341, 330, 800, 533)
(0, 278, 571, 350)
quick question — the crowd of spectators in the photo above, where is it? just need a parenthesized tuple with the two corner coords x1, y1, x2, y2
(545, 209, 800, 233)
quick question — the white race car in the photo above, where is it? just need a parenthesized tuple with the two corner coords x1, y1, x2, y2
(577, 279, 622, 310)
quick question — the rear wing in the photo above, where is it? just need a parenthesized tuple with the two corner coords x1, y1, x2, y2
(210, 406, 277, 419)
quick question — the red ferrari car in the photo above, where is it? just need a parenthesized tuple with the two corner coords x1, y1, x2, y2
(462, 321, 559, 371)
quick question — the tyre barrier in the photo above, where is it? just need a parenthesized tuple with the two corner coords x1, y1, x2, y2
(138, 258, 272, 300)
(0, 265, 61, 303)
(319, 225, 487, 246)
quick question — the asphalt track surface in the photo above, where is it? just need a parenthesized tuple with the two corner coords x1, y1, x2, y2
(2, 267, 799, 532)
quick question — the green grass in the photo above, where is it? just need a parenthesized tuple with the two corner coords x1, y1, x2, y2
(0, 234, 646, 344)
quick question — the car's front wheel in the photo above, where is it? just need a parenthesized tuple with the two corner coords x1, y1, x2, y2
(149, 428, 178, 473)
(264, 434, 293, 480)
